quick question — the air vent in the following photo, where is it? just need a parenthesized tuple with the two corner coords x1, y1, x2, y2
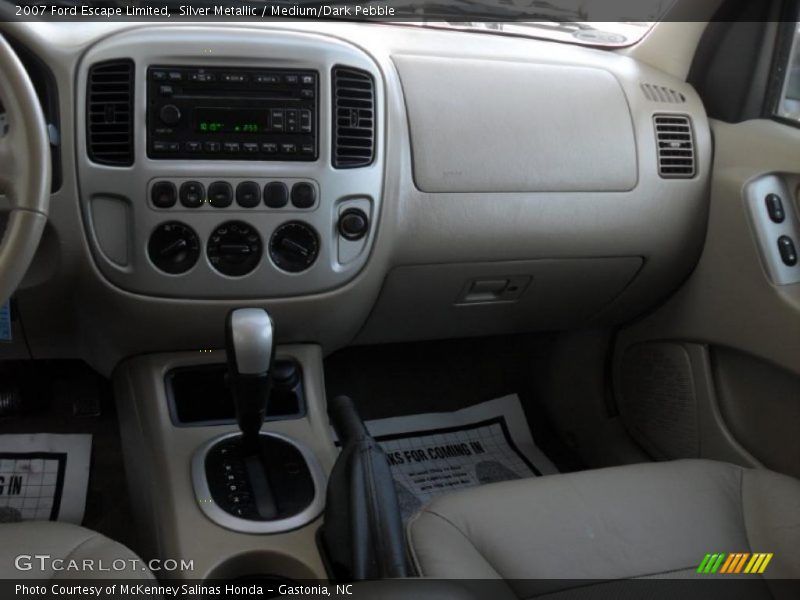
(642, 83, 686, 104)
(87, 59, 134, 166)
(654, 115, 695, 178)
(332, 66, 375, 168)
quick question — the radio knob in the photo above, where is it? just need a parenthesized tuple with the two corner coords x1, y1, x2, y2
(159, 104, 181, 126)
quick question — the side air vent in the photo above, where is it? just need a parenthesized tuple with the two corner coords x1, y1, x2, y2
(332, 66, 375, 168)
(654, 115, 695, 178)
(87, 59, 134, 166)
(642, 83, 686, 104)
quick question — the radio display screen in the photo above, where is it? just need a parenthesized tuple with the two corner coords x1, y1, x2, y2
(194, 108, 270, 134)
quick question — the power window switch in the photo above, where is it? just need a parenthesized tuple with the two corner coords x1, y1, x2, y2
(765, 194, 785, 223)
(778, 236, 798, 266)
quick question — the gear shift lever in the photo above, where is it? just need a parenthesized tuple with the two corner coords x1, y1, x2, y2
(225, 308, 274, 453)
(198, 307, 317, 525)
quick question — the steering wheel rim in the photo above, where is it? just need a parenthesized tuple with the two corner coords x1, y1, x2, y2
(0, 32, 50, 305)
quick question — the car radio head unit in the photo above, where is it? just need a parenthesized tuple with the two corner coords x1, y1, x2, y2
(147, 66, 318, 161)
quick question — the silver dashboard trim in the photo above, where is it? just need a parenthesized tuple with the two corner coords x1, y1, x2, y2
(191, 430, 327, 534)
(76, 26, 384, 299)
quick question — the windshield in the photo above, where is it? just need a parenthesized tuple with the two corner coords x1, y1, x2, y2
(3, 0, 664, 47)
(403, 21, 656, 47)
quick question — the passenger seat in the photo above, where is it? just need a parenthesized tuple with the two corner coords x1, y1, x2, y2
(407, 460, 799, 588)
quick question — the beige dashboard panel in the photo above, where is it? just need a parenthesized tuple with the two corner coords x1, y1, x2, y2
(394, 55, 638, 193)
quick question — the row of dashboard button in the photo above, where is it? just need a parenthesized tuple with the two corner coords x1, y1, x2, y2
(152, 141, 315, 156)
(151, 180, 316, 209)
(152, 70, 315, 87)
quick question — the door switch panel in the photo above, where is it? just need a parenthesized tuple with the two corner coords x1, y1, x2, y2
(745, 175, 800, 285)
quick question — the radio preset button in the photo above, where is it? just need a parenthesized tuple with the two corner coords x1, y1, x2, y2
(281, 143, 297, 154)
(180, 181, 205, 208)
(264, 182, 289, 208)
(208, 182, 233, 208)
(243, 143, 259, 154)
(153, 141, 179, 152)
(185, 141, 203, 153)
(236, 181, 261, 208)
(300, 110, 312, 133)
(191, 71, 216, 83)
(261, 143, 278, 154)
(223, 142, 241, 153)
(205, 142, 221, 153)
(151, 181, 177, 208)
(291, 182, 316, 209)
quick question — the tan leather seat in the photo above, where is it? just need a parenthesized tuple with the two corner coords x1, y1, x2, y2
(0, 521, 154, 579)
(407, 460, 800, 593)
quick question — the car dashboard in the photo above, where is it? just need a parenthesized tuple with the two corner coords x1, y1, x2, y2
(2, 21, 711, 376)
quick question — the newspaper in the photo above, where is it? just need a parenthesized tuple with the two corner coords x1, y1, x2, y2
(364, 394, 557, 520)
(0, 433, 92, 523)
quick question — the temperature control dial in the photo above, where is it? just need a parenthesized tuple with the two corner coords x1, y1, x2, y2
(269, 222, 319, 273)
(148, 222, 200, 274)
(207, 221, 262, 277)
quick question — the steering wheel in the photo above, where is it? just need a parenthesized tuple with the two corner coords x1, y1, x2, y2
(0, 33, 50, 305)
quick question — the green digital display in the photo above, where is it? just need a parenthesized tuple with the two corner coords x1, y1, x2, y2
(195, 108, 269, 134)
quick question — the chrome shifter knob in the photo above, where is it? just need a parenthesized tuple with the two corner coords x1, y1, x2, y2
(225, 308, 274, 450)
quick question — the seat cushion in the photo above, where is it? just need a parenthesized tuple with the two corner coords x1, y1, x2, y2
(407, 460, 800, 591)
(0, 521, 154, 579)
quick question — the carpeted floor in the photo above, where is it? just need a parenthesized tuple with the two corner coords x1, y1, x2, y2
(324, 334, 585, 473)
(0, 361, 138, 553)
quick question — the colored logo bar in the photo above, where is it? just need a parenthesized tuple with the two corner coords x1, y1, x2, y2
(697, 553, 773, 574)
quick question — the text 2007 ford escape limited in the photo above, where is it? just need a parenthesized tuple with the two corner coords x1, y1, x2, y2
(0, 1, 798, 598)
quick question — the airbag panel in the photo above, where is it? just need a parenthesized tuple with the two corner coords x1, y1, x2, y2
(395, 55, 638, 193)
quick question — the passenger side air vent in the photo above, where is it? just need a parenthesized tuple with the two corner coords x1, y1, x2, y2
(654, 115, 695, 178)
(87, 59, 134, 166)
(331, 66, 375, 168)
(641, 83, 686, 104)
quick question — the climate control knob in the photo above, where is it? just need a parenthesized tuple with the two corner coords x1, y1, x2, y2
(207, 221, 262, 277)
(159, 104, 181, 126)
(148, 221, 200, 274)
(269, 222, 319, 273)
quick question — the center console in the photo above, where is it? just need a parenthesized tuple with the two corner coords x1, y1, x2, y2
(114, 337, 338, 581)
(76, 28, 384, 299)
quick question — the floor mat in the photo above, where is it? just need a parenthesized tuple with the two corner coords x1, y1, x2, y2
(0, 433, 91, 523)
(324, 336, 586, 473)
(364, 394, 558, 519)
